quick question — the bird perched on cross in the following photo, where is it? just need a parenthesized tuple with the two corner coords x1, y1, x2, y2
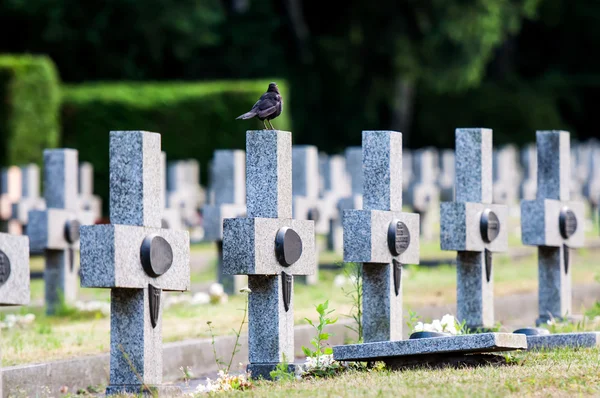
(236, 82, 283, 130)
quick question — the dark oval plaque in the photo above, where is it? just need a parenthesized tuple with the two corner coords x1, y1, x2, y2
(513, 327, 550, 336)
(64, 219, 81, 244)
(409, 331, 452, 339)
(387, 220, 410, 256)
(480, 209, 500, 244)
(275, 227, 303, 267)
(0, 250, 11, 287)
(559, 207, 578, 240)
(140, 234, 174, 277)
(307, 207, 320, 223)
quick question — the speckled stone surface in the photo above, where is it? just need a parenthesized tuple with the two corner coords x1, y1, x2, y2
(362, 131, 403, 212)
(526, 332, 600, 350)
(440, 202, 508, 252)
(222, 217, 315, 275)
(45, 249, 78, 314)
(520, 145, 537, 201)
(363, 263, 403, 342)
(333, 333, 527, 362)
(80, 224, 190, 290)
(537, 245, 571, 324)
(109, 131, 162, 228)
(455, 128, 493, 203)
(248, 274, 294, 363)
(536, 131, 570, 201)
(43, 149, 78, 210)
(337, 195, 363, 212)
(108, 288, 163, 388)
(343, 209, 419, 265)
(246, 131, 292, 219)
(345, 146, 363, 195)
(521, 199, 585, 248)
(457, 251, 494, 329)
(203, 204, 247, 241)
(212, 150, 246, 206)
(28, 208, 82, 251)
(0, 233, 30, 306)
(292, 145, 319, 199)
(247, 364, 298, 381)
(12, 196, 45, 224)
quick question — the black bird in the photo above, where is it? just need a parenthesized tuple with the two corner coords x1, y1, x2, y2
(236, 82, 283, 130)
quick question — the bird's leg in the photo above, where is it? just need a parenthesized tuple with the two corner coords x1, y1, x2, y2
(262, 120, 268, 130)
(267, 119, 275, 130)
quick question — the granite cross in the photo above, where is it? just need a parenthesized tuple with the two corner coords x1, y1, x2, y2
(78, 162, 102, 222)
(343, 130, 420, 343)
(11, 164, 45, 235)
(203, 149, 247, 295)
(159, 151, 184, 230)
(520, 144, 537, 201)
(28, 149, 94, 315)
(440, 128, 508, 331)
(223, 130, 315, 379)
(407, 148, 440, 241)
(322, 154, 351, 254)
(80, 131, 190, 395)
(0, 166, 22, 234)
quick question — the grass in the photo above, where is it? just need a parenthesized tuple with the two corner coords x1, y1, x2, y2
(209, 348, 600, 397)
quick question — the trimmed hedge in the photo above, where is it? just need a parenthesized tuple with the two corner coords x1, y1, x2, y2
(61, 80, 291, 212)
(0, 55, 60, 167)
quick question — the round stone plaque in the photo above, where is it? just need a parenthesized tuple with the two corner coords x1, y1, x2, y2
(559, 207, 578, 240)
(307, 207, 320, 223)
(0, 250, 11, 287)
(387, 220, 410, 256)
(140, 234, 174, 277)
(64, 219, 81, 244)
(480, 209, 500, 244)
(409, 331, 452, 339)
(275, 227, 303, 267)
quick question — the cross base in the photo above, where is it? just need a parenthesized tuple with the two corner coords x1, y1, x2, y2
(247, 363, 298, 380)
(106, 384, 182, 396)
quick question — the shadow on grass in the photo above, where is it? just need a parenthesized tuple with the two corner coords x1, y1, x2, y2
(385, 353, 518, 371)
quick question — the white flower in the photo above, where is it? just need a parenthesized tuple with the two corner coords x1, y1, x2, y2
(191, 292, 210, 305)
(333, 275, 347, 287)
(209, 283, 224, 297)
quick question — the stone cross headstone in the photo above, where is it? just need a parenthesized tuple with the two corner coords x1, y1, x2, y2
(520, 144, 537, 201)
(521, 131, 585, 325)
(0, 231, 30, 397)
(80, 131, 190, 395)
(493, 145, 521, 205)
(78, 162, 102, 222)
(11, 164, 45, 235)
(334, 130, 525, 365)
(223, 130, 315, 379)
(438, 149, 455, 202)
(28, 149, 94, 314)
(203, 149, 247, 295)
(402, 149, 412, 191)
(160, 152, 183, 230)
(440, 128, 508, 331)
(407, 147, 440, 241)
(343, 130, 420, 343)
(0, 166, 22, 234)
(322, 155, 351, 254)
(337, 146, 363, 213)
(167, 160, 202, 231)
(583, 146, 600, 222)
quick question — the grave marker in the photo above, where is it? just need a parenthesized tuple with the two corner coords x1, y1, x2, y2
(80, 131, 190, 394)
(438, 149, 455, 202)
(11, 164, 45, 234)
(322, 155, 351, 253)
(78, 162, 102, 222)
(520, 144, 537, 200)
(0, 166, 22, 234)
(407, 147, 440, 241)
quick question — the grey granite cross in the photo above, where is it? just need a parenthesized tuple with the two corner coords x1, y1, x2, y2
(28, 149, 95, 315)
(322, 154, 351, 254)
(492, 145, 521, 205)
(407, 148, 440, 241)
(343, 131, 420, 343)
(520, 144, 537, 201)
(80, 131, 190, 395)
(159, 151, 184, 230)
(223, 130, 315, 379)
(78, 162, 102, 222)
(11, 164, 46, 235)
(440, 128, 508, 331)
(203, 149, 247, 295)
(438, 149, 455, 202)
(0, 231, 30, 397)
(0, 166, 22, 234)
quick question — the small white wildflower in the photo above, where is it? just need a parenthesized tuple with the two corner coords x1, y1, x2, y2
(209, 283, 224, 297)
(333, 274, 347, 288)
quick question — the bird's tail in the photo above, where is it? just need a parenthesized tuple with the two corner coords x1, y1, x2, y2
(236, 111, 257, 120)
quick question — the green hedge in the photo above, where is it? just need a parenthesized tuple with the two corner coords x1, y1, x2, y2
(61, 80, 291, 212)
(0, 55, 60, 167)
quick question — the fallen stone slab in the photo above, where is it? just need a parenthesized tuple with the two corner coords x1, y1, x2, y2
(526, 332, 600, 350)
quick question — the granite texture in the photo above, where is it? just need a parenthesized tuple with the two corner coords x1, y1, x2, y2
(536, 130, 570, 201)
(217, 248, 247, 295)
(248, 274, 294, 363)
(43, 149, 78, 211)
(222, 217, 315, 275)
(526, 332, 600, 350)
(520, 145, 537, 201)
(362, 131, 403, 212)
(292, 145, 319, 199)
(45, 249, 77, 314)
(28, 208, 82, 251)
(109, 131, 162, 228)
(345, 146, 363, 195)
(337, 195, 363, 212)
(333, 333, 527, 362)
(202, 203, 247, 241)
(292, 196, 328, 235)
(457, 251, 494, 329)
(521, 199, 585, 248)
(537, 245, 571, 324)
(212, 150, 246, 206)
(440, 202, 508, 252)
(247, 363, 298, 381)
(246, 130, 292, 219)
(0, 233, 30, 305)
(362, 263, 403, 343)
(80, 224, 190, 290)
(12, 197, 45, 224)
(109, 288, 162, 387)
(455, 128, 493, 204)
(343, 209, 420, 265)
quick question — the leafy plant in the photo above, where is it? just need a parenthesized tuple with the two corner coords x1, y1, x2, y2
(269, 353, 296, 382)
(341, 262, 363, 343)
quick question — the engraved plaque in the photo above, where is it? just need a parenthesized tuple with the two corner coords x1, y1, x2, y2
(0, 250, 11, 287)
(387, 220, 410, 256)
(140, 234, 174, 277)
(480, 209, 500, 244)
(64, 219, 81, 244)
(559, 207, 577, 240)
(275, 227, 303, 267)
